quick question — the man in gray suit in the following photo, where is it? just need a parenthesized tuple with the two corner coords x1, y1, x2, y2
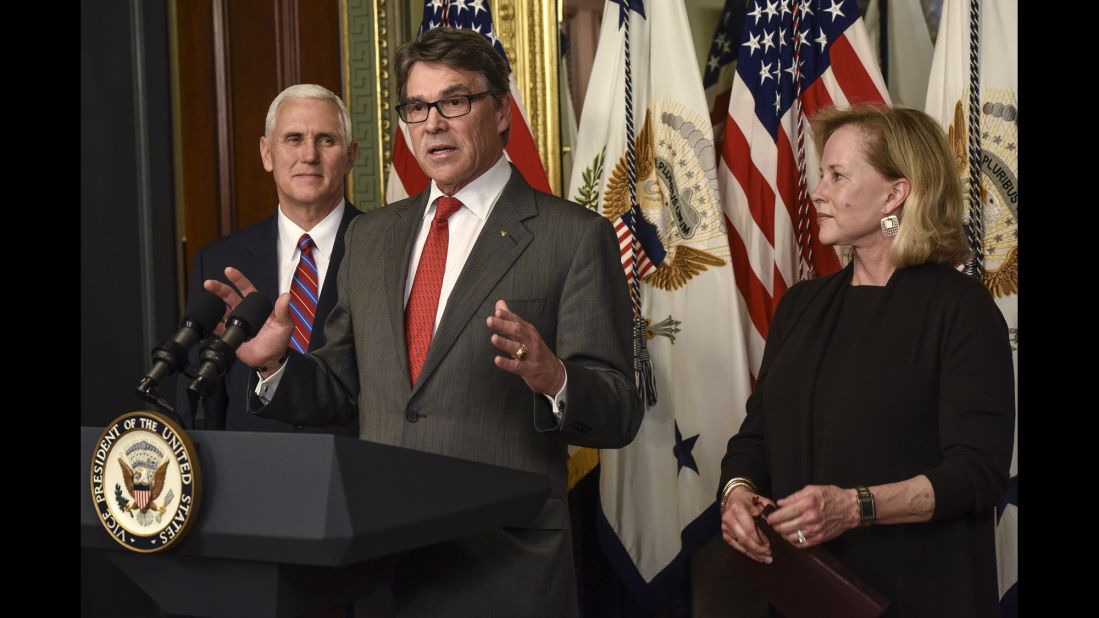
(205, 28, 642, 617)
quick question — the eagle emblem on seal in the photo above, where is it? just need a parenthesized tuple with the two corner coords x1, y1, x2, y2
(602, 107, 726, 291)
(946, 98, 1019, 299)
(117, 442, 170, 514)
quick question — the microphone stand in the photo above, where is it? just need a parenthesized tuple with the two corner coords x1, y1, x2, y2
(187, 385, 208, 430)
(186, 348, 232, 431)
(135, 379, 187, 428)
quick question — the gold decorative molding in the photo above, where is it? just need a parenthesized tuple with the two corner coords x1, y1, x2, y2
(375, 0, 391, 194)
(495, 0, 561, 196)
(340, 0, 355, 202)
(343, 0, 405, 208)
(374, 0, 415, 202)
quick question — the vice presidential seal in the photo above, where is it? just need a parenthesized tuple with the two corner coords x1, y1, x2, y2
(89, 411, 201, 552)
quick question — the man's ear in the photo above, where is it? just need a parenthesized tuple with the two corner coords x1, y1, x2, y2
(260, 136, 274, 172)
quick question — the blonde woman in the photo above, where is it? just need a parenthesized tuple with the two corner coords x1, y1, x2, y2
(718, 105, 1014, 617)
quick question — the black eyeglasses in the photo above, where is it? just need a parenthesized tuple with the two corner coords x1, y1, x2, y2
(396, 91, 493, 123)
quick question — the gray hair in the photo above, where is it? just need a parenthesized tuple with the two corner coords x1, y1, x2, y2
(395, 28, 511, 145)
(264, 84, 353, 145)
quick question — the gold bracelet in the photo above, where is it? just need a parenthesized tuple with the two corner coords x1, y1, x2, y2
(720, 477, 759, 513)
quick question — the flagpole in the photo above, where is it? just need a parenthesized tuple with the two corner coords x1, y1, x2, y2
(619, 1, 657, 406)
(964, 0, 984, 278)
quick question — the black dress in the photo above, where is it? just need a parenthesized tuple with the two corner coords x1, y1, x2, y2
(719, 262, 1015, 617)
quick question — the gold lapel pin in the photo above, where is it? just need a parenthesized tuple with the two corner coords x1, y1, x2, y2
(500, 229, 509, 238)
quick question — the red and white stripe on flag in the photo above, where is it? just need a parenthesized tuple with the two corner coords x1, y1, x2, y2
(718, 0, 889, 373)
(384, 1, 551, 203)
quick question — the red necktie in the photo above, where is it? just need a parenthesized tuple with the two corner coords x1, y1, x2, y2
(288, 234, 319, 353)
(406, 197, 463, 385)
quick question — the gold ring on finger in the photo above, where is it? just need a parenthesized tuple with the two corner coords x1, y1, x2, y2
(513, 343, 529, 361)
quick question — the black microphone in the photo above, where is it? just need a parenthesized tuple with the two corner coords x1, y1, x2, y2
(187, 292, 274, 399)
(137, 290, 225, 401)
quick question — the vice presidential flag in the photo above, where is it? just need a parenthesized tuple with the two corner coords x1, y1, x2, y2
(568, 0, 753, 606)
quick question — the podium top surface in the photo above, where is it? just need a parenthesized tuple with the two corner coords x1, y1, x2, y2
(81, 427, 550, 566)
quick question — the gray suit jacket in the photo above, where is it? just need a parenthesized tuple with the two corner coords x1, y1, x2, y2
(254, 168, 642, 616)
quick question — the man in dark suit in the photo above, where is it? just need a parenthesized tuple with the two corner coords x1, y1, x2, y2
(205, 29, 642, 616)
(178, 84, 359, 438)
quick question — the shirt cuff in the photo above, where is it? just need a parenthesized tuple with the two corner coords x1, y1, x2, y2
(540, 360, 568, 422)
(253, 362, 287, 408)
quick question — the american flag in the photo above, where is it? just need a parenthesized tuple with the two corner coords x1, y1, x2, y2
(384, 0, 552, 203)
(718, 0, 889, 372)
(702, 0, 748, 126)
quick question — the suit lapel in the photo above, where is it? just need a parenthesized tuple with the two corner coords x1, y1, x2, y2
(310, 203, 361, 351)
(412, 172, 538, 395)
(245, 215, 280, 303)
(384, 191, 431, 388)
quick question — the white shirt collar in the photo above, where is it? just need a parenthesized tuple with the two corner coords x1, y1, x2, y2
(424, 156, 512, 223)
(276, 199, 346, 259)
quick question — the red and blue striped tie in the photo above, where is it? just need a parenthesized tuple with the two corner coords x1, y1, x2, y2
(288, 234, 319, 353)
